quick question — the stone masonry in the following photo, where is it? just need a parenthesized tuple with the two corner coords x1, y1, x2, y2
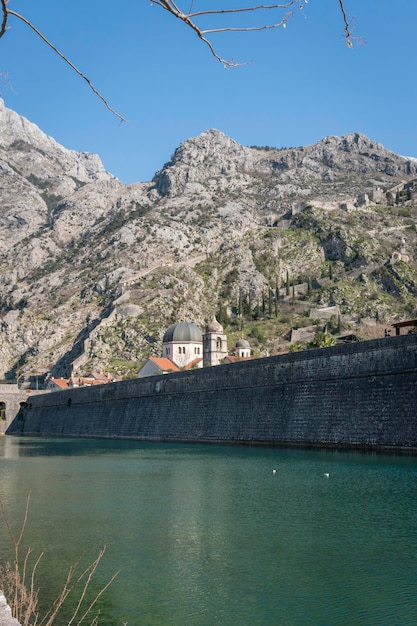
(7, 335, 417, 452)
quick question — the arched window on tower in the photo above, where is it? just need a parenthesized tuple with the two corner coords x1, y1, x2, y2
(0, 402, 6, 422)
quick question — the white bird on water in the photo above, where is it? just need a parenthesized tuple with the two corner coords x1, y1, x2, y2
(324, 472, 330, 478)
(273, 469, 277, 474)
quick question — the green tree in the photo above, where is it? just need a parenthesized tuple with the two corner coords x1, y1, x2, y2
(312, 331, 335, 348)
(275, 277, 279, 317)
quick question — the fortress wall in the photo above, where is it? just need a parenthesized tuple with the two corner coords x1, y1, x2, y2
(0, 385, 34, 434)
(7, 335, 417, 450)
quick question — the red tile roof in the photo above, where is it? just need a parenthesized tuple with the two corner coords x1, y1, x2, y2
(149, 357, 181, 372)
(49, 378, 69, 389)
(183, 358, 203, 370)
(224, 355, 254, 363)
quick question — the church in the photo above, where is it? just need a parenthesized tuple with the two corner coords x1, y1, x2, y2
(137, 318, 250, 378)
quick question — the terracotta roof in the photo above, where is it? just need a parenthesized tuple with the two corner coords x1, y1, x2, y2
(183, 358, 203, 370)
(50, 378, 69, 389)
(224, 355, 253, 363)
(149, 357, 180, 372)
(89, 372, 114, 381)
(70, 377, 106, 387)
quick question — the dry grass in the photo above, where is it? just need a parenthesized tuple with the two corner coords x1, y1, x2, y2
(357, 321, 386, 340)
(0, 493, 122, 625)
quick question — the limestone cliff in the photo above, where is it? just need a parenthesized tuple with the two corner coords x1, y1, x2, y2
(0, 99, 416, 383)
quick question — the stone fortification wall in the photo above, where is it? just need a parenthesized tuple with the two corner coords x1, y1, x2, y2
(0, 385, 35, 434)
(7, 335, 417, 451)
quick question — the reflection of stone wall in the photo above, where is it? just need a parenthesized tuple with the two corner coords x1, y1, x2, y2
(7, 335, 417, 452)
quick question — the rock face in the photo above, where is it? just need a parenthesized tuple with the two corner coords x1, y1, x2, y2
(0, 591, 20, 626)
(0, 98, 417, 382)
(152, 129, 253, 197)
(152, 129, 417, 202)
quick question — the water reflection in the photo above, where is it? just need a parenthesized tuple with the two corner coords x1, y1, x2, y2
(1, 437, 417, 624)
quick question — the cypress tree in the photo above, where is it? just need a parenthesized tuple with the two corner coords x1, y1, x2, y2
(275, 277, 279, 317)
(218, 302, 224, 325)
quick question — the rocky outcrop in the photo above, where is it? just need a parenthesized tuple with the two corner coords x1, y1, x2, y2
(0, 99, 416, 381)
(151, 129, 417, 206)
(151, 129, 253, 197)
(0, 591, 20, 626)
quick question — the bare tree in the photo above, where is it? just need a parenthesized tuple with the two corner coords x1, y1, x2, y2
(0, 0, 357, 120)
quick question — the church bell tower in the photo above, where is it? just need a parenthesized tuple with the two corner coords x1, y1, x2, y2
(203, 316, 228, 367)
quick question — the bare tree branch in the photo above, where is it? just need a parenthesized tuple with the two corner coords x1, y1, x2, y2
(0, 1, 357, 115)
(0, 0, 9, 39)
(337, 0, 363, 47)
(152, 0, 302, 65)
(151, 0, 358, 66)
(1, 5, 128, 123)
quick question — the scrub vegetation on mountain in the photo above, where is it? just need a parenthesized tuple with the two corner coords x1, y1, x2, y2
(1, 101, 417, 382)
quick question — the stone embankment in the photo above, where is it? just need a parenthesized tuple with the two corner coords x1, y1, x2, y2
(7, 334, 417, 452)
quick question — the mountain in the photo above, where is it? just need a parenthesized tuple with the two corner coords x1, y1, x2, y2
(1, 98, 417, 383)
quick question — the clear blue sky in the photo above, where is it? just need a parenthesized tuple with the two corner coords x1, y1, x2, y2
(1, 1, 416, 184)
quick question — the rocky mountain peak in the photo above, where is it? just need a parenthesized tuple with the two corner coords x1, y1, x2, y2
(0, 97, 112, 188)
(1, 101, 417, 382)
(151, 128, 251, 197)
(151, 127, 417, 199)
(307, 132, 417, 177)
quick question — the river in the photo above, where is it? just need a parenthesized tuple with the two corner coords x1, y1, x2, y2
(1, 437, 417, 625)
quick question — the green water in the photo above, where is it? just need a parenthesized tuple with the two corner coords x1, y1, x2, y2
(1, 437, 417, 625)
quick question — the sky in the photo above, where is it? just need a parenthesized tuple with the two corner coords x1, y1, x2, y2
(0, 1, 416, 184)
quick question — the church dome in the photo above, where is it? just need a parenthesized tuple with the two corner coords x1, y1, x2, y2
(236, 338, 250, 348)
(206, 316, 224, 333)
(163, 321, 202, 343)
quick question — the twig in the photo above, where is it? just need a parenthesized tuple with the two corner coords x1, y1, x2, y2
(152, 0, 357, 66)
(0, 0, 8, 38)
(1, 493, 121, 625)
(6, 9, 128, 123)
(1, 1, 357, 112)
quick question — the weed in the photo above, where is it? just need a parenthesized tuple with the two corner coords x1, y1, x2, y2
(0, 493, 122, 625)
